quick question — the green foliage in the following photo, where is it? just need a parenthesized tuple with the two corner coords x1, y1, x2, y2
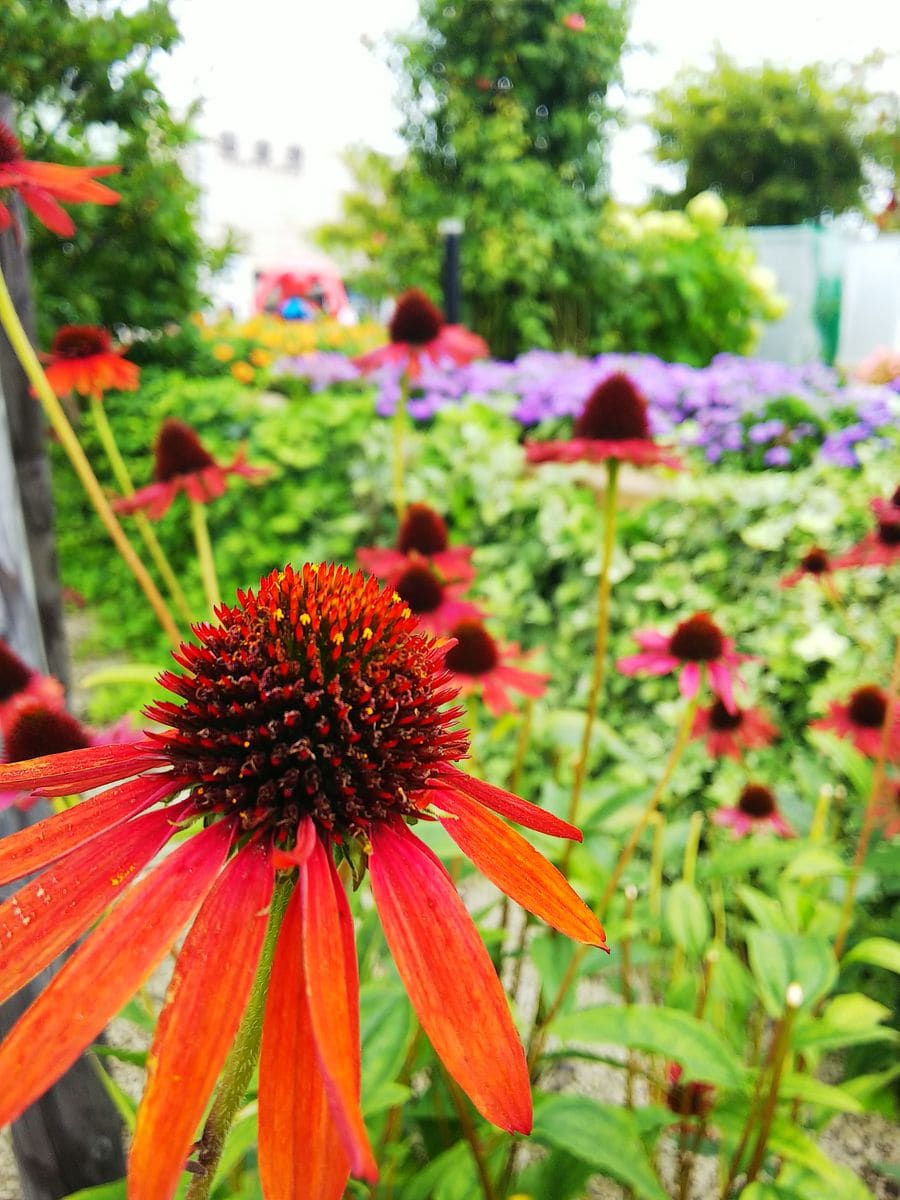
(1, 0, 231, 342)
(650, 52, 900, 225)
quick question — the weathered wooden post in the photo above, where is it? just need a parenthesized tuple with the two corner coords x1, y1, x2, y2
(0, 96, 126, 1199)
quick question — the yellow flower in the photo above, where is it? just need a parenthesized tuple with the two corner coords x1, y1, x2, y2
(249, 348, 272, 368)
(231, 361, 255, 384)
(212, 342, 235, 362)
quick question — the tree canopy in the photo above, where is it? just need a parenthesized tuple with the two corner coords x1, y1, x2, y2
(1, 0, 228, 342)
(649, 52, 899, 226)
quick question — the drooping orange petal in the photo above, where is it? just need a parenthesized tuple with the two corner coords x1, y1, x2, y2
(0, 772, 184, 886)
(369, 821, 532, 1134)
(0, 819, 233, 1129)
(435, 789, 607, 948)
(129, 838, 274, 1200)
(17, 160, 121, 203)
(0, 740, 163, 796)
(259, 886, 350, 1200)
(19, 185, 75, 236)
(302, 839, 377, 1182)
(0, 802, 187, 1005)
(435, 765, 582, 841)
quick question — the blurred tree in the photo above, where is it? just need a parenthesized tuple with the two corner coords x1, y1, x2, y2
(319, 0, 631, 357)
(1, 0, 231, 342)
(649, 52, 900, 226)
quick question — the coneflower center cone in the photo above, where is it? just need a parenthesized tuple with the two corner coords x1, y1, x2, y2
(0, 123, 22, 164)
(573, 373, 651, 441)
(5, 705, 91, 763)
(444, 621, 500, 676)
(708, 699, 743, 731)
(396, 503, 450, 555)
(154, 418, 218, 481)
(149, 564, 468, 843)
(50, 325, 111, 359)
(389, 290, 444, 346)
(878, 522, 900, 546)
(393, 563, 445, 614)
(848, 686, 888, 728)
(0, 642, 31, 702)
(800, 547, 830, 574)
(668, 613, 725, 662)
(738, 784, 776, 818)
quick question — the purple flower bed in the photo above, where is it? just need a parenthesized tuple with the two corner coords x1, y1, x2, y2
(274, 349, 899, 469)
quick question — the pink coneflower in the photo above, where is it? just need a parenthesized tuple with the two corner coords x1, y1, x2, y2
(0, 563, 605, 1200)
(392, 560, 484, 636)
(812, 685, 900, 761)
(354, 290, 488, 381)
(42, 325, 139, 400)
(780, 546, 833, 589)
(665, 1063, 715, 1122)
(0, 120, 119, 237)
(0, 638, 64, 737)
(443, 620, 549, 716)
(114, 418, 269, 520)
(525, 374, 682, 470)
(616, 612, 751, 711)
(692, 699, 777, 761)
(357, 502, 475, 587)
(833, 486, 900, 570)
(713, 783, 793, 838)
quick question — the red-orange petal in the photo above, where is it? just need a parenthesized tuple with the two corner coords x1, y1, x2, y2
(0, 819, 232, 1129)
(0, 773, 182, 886)
(129, 838, 274, 1200)
(19, 186, 75, 236)
(259, 887, 350, 1200)
(369, 821, 532, 1134)
(435, 788, 607, 948)
(302, 840, 377, 1182)
(0, 802, 185, 1006)
(0, 740, 163, 796)
(435, 764, 582, 841)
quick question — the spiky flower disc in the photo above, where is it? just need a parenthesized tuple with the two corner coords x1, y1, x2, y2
(389, 290, 444, 346)
(574, 373, 651, 441)
(397, 503, 450, 555)
(148, 563, 468, 844)
(154, 418, 218, 482)
(50, 325, 112, 359)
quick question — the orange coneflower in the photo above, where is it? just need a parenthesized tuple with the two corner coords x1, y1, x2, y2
(42, 325, 139, 400)
(526, 374, 683, 470)
(354, 289, 487, 380)
(114, 417, 268, 520)
(0, 120, 119, 237)
(0, 563, 606, 1200)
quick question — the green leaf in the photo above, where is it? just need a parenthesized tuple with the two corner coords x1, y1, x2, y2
(359, 982, 414, 1112)
(735, 885, 795, 932)
(746, 930, 837, 1016)
(778, 1072, 863, 1113)
(63, 1185, 127, 1200)
(553, 1005, 743, 1088)
(533, 1095, 669, 1200)
(665, 880, 711, 956)
(843, 936, 900, 975)
(211, 1111, 259, 1194)
(80, 663, 163, 689)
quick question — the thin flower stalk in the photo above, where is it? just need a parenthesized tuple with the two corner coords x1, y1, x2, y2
(443, 1070, 500, 1200)
(88, 393, 194, 627)
(185, 877, 292, 1200)
(0, 268, 181, 645)
(392, 374, 410, 521)
(190, 497, 222, 615)
(621, 884, 638, 1110)
(742, 984, 804, 1189)
(563, 458, 620, 865)
(671, 812, 704, 985)
(833, 632, 900, 959)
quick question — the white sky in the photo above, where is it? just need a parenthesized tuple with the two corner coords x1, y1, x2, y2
(157, 0, 899, 205)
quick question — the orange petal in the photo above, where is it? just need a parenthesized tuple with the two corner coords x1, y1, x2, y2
(0, 740, 163, 796)
(129, 838, 274, 1200)
(302, 839, 377, 1181)
(436, 789, 607, 948)
(369, 821, 532, 1134)
(0, 802, 185, 1006)
(259, 887, 350, 1200)
(19, 186, 75, 236)
(0, 819, 232, 1129)
(436, 765, 582, 841)
(0, 773, 182, 886)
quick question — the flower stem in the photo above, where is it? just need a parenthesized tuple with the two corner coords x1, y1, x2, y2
(442, 1070, 500, 1200)
(392, 375, 410, 522)
(742, 984, 803, 1189)
(0, 265, 181, 645)
(833, 631, 900, 959)
(562, 458, 620, 867)
(88, 393, 194, 628)
(596, 693, 699, 917)
(185, 875, 292, 1200)
(190, 498, 221, 616)
(507, 697, 535, 796)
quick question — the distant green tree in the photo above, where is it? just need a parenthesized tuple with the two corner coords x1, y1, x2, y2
(649, 53, 899, 226)
(319, 0, 631, 357)
(1, 0, 230, 342)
